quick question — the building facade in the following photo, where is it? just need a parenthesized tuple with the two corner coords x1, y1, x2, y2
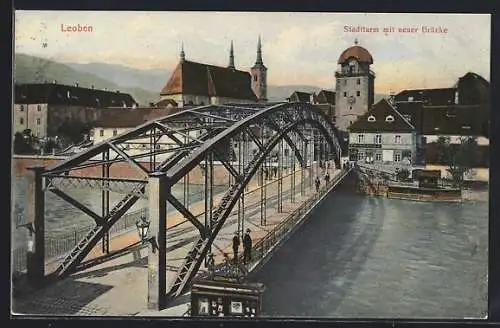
(335, 40, 375, 132)
(14, 82, 136, 138)
(348, 99, 418, 165)
(159, 38, 266, 106)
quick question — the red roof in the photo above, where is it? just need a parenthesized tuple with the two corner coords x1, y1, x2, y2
(160, 60, 257, 101)
(337, 45, 373, 64)
(94, 108, 181, 128)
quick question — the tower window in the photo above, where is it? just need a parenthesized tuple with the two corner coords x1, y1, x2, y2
(36, 118, 41, 125)
(349, 106, 352, 110)
(356, 91, 361, 97)
(100, 130, 104, 137)
(20, 118, 24, 124)
(394, 135, 401, 144)
(113, 129, 118, 136)
(37, 105, 42, 111)
(254, 76, 258, 82)
(357, 134, 365, 143)
(343, 92, 347, 97)
(357, 79, 360, 85)
(20, 105, 24, 112)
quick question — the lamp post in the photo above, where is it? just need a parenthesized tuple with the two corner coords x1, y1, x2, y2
(136, 214, 158, 253)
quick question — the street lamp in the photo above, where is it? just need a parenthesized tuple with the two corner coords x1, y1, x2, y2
(136, 214, 159, 253)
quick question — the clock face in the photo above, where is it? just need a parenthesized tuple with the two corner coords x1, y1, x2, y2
(347, 96, 356, 104)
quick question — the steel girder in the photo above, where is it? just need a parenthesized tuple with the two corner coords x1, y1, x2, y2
(39, 102, 341, 281)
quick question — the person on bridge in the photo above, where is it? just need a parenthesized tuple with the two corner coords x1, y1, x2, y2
(315, 176, 321, 192)
(325, 172, 330, 185)
(243, 228, 253, 265)
(232, 232, 240, 264)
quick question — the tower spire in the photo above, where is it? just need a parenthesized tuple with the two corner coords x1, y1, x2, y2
(180, 42, 185, 62)
(228, 40, 235, 70)
(255, 35, 263, 65)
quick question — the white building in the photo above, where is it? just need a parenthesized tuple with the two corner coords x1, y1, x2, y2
(348, 99, 418, 165)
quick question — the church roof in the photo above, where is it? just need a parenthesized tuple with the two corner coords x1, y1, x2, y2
(160, 60, 257, 101)
(337, 45, 373, 65)
(15, 83, 137, 107)
(349, 99, 414, 133)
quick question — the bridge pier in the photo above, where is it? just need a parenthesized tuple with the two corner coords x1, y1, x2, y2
(147, 172, 168, 311)
(25, 166, 45, 287)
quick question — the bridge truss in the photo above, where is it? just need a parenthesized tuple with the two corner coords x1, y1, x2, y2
(38, 102, 342, 302)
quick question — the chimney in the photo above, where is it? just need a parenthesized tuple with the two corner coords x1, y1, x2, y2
(104, 87, 108, 91)
(149, 102, 154, 107)
(132, 103, 137, 109)
(116, 90, 120, 93)
(91, 85, 94, 89)
(75, 82, 79, 87)
(52, 80, 57, 84)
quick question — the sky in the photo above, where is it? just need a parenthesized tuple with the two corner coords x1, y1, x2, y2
(14, 11, 490, 93)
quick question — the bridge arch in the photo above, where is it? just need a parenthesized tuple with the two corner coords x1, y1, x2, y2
(34, 102, 342, 294)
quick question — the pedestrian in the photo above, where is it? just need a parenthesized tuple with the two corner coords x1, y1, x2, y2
(325, 172, 330, 185)
(232, 231, 240, 264)
(243, 228, 252, 265)
(315, 176, 321, 192)
(264, 168, 269, 180)
(273, 166, 278, 178)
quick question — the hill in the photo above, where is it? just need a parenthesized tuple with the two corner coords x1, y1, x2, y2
(14, 54, 160, 106)
(14, 53, 388, 105)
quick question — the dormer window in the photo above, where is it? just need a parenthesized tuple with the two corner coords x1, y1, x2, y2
(408, 96, 414, 102)
(385, 115, 395, 123)
(367, 115, 376, 122)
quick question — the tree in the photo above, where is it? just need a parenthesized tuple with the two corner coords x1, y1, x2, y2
(13, 130, 36, 154)
(435, 136, 480, 187)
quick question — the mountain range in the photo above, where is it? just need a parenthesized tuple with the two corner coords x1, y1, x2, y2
(14, 53, 387, 105)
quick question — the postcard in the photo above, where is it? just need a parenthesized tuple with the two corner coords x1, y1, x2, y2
(12, 11, 490, 319)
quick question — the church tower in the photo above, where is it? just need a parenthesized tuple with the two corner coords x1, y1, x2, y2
(335, 39, 375, 131)
(251, 35, 268, 101)
(228, 40, 235, 70)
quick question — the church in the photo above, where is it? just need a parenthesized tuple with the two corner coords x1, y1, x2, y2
(159, 37, 267, 106)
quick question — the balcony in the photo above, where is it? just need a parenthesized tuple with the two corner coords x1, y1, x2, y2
(335, 69, 376, 78)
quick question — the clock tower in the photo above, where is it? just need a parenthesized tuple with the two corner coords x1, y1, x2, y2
(335, 39, 375, 132)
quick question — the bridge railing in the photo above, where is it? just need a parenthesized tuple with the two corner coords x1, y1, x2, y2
(239, 168, 349, 269)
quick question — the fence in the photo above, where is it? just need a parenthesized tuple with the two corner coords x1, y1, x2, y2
(208, 167, 350, 274)
(12, 207, 147, 273)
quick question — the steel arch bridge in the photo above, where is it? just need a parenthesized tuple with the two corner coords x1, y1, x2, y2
(40, 101, 342, 299)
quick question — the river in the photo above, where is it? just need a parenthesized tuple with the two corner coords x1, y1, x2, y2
(252, 187, 489, 319)
(11, 177, 227, 250)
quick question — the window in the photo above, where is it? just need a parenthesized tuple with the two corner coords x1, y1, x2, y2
(385, 115, 395, 123)
(37, 105, 41, 111)
(394, 152, 401, 162)
(375, 153, 382, 161)
(343, 92, 347, 97)
(356, 91, 360, 97)
(36, 118, 41, 125)
(357, 134, 364, 143)
(20, 105, 24, 112)
(253, 75, 258, 82)
(357, 151, 365, 161)
(20, 118, 24, 125)
(349, 106, 352, 110)
(357, 78, 360, 85)
(375, 134, 382, 144)
(100, 130, 104, 137)
(368, 115, 376, 122)
(394, 135, 401, 144)
(113, 129, 118, 136)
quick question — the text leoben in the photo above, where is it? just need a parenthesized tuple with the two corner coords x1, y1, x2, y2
(60, 24, 93, 32)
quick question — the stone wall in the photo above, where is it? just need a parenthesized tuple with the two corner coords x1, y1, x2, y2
(12, 155, 263, 186)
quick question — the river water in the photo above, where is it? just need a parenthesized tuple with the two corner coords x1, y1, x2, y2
(11, 177, 227, 250)
(252, 186, 489, 319)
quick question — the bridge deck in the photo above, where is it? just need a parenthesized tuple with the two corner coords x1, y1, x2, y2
(13, 165, 349, 316)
